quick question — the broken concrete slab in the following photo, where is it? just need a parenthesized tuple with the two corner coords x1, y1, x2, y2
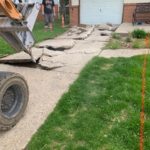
(31, 47, 43, 61)
(39, 55, 65, 70)
(86, 28, 110, 42)
(96, 24, 111, 31)
(96, 24, 119, 32)
(57, 26, 95, 40)
(0, 52, 31, 64)
(68, 26, 86, 34)
(109, 26, 118, 32)
(42, 48, 65, 57)
(100, 30, 112, 36)
(36, 39, 76, 50)
(75, 26, 95, 40)
(0, 47, 43, 64)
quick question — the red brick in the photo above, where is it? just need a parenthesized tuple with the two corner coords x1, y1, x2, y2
(123, 4, 136, 22)
(69, 6, 79, 26)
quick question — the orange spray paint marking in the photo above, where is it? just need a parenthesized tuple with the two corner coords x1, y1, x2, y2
(140, 35, 149, 150)
(145, 36, 150, 48)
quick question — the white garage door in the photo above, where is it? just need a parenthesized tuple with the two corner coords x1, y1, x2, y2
(80, 0, 123, 25)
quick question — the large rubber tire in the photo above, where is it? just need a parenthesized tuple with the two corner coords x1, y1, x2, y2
(0, 72, 29, 131)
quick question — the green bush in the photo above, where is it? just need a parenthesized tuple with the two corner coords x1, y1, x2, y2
(132, 29, 147, 39)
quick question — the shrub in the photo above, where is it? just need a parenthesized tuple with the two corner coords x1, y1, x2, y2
(132, 29, 147, 39)
(112, 33, 121, 40)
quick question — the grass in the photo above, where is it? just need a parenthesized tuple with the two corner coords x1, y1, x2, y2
(112, 33, 121, 40)
(104, 39, 121, 49)
(27, 56, 150, 150)
(33, 20, 67, 43)
(132, 39, 146, 48)
(0, 19, 67, 56)
(0, 38, 15, 57)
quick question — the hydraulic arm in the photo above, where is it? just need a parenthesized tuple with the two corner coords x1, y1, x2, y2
(0, 0, 41, 56)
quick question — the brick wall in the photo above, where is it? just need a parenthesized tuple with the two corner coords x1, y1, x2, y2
(69, 6, 79, 26)
(123, 4, 136, 22)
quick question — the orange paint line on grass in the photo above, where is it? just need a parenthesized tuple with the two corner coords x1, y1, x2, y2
(140, 36, 149, 150)
(139, 53, 147, 150)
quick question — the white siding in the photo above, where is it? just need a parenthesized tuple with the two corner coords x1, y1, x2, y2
(80, 0, 123, 25)
(71, 0, 150, 5)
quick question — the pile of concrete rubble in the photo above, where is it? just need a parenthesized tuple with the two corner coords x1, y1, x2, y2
(0, 24, 118, 70)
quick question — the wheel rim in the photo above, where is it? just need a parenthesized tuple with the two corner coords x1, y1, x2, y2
(1, 84, 23, 118)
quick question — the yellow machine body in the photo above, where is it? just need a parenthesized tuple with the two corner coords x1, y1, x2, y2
(0, 0, 22, 20)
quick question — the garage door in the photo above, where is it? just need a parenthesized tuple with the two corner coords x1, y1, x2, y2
(80, 0, 123, 25)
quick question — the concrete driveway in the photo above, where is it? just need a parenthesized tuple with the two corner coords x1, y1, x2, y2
(0, 27, 107, 150)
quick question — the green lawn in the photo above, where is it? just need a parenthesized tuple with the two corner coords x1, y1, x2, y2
(27, 56, 150, 150)
(33, 20, 67, 43)
(0, 38, 15, 57)
(0, 19, 67, 56)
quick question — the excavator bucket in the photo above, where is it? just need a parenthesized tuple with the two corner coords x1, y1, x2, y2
(0, 0, 41, 58)
(0, 0, 22, 20)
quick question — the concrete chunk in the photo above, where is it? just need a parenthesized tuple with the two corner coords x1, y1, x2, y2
(0, 52, 31, 63)
(39, 55, 65, 70)
(36, 39, 75, 50)
(97, 24, 111, 31)
(42, 48, 65, 57)
(0, 48, 43, 64)
(100, 30, 112, 36)
(30, 47, 43, 61)
(58, 26, 94, 40)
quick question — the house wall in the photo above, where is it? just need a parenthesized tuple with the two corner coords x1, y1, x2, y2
(123, 3, 136, 22)
(123, 0, 150, 22)
(71, 0, 150, 5)
(70, 0, 150, 25)
(124, 0, 150, 3)
(69, 0, 79, 26)
(69, 6, 79, 26)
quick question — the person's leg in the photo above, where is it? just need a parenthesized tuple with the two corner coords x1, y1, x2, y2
(44, 14, 49, 28)
(49, 13, 54, 31)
